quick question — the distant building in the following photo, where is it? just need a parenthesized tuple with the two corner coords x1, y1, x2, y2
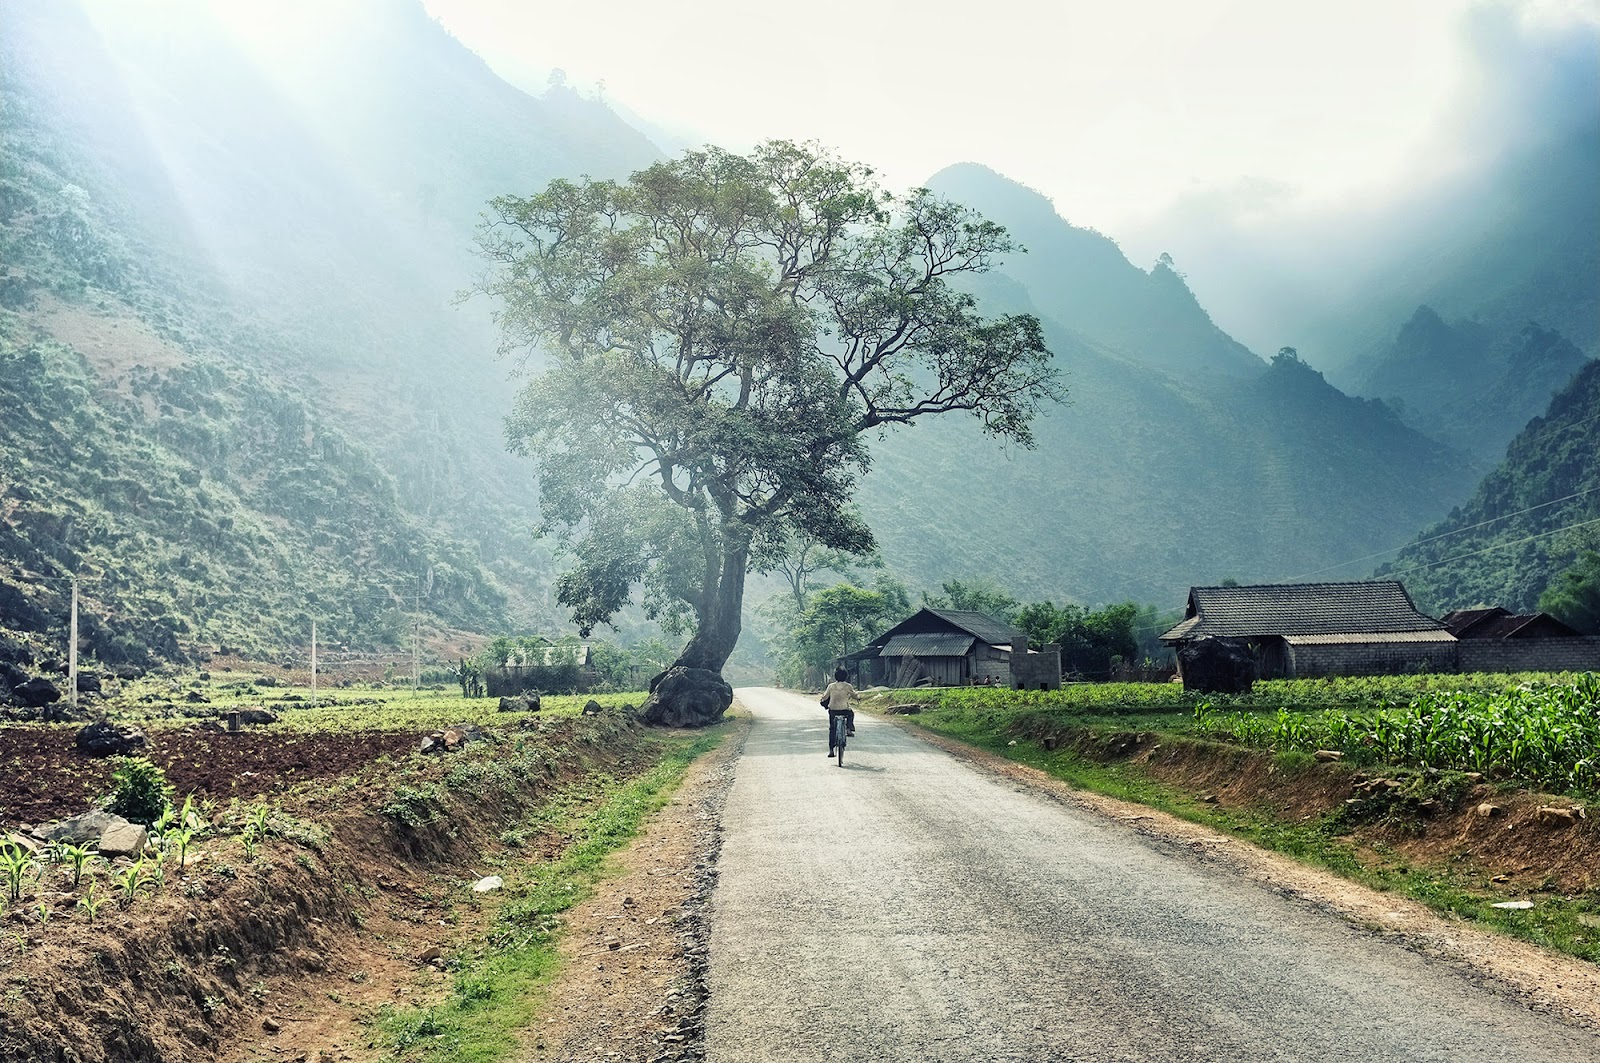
(1440, 608, 1599, 673)
(1159, 581, 1456, 679)
(839, 608, 1061, 689)
(1159, 582, 1600, 678)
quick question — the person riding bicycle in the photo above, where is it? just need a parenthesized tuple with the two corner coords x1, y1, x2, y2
(820, 667, 857, 755)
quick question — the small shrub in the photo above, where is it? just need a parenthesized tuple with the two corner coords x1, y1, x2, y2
(106, 757, 174, 824)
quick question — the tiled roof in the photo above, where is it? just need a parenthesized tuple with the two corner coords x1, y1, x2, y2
(881, 633, 977, 657)
(1159, 581, 1445, 641)
(922, 608, 1023, 645)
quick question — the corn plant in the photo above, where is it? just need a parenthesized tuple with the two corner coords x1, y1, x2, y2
(55, 843, 94, 889)
(35, 900, 50, 926)
(1, 844, 33, 903)
(115, 859, 148, 906)
(77, 881, 103, 922)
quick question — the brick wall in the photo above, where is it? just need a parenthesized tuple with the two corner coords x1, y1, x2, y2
(1458, 637, 1600, 674)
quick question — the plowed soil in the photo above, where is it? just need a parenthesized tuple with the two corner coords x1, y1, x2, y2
(0, 725, 414, 825)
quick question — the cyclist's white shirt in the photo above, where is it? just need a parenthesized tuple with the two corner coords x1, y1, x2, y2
(822, 680, 856, 709)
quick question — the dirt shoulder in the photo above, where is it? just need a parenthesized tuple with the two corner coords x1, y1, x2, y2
(898, 718, 1600, 1031)
(520, 713, 749, 1063)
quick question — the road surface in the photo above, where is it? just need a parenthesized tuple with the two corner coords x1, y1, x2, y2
(704, 687, 1600, 1062)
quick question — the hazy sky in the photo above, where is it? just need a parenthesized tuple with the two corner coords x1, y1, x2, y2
(418, 0, 1592, 243)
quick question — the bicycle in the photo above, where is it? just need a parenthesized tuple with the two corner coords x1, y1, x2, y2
(827, 709, 850, 767)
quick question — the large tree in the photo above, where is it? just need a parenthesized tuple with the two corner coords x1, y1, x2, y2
(473, 141, 1063, 724)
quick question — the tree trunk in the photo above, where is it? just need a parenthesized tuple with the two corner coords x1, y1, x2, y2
(676, 534, 750, 673)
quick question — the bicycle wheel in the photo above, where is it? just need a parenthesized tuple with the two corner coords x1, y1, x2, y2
(835, 730, 845, 767)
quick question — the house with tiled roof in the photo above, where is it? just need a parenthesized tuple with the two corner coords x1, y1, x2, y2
(1158, 581, 1458, 679)
(840, 608, 1061, 689)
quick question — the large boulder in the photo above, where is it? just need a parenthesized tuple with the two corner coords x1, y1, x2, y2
(74, 720, 148, 756)
(12, 676, 61, 708)
(641, 667, 732, 728)
(33, 810, 130, 846)
(1177, 637, 1259, 694)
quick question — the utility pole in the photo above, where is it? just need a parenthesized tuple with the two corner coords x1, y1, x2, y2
(413, 581, 421, 695)
(68, 576, 79, 714)
(310, 620, 318, 708)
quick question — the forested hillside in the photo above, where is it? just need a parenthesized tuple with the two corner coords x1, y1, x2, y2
(0, 0, 659, 661)
(1381, 360, 1600, 615)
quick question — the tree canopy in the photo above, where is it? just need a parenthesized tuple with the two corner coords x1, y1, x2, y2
(472, 141, 1063, 709)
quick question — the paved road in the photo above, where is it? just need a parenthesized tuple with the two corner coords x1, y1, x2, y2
(704, 687, 1600, 1062)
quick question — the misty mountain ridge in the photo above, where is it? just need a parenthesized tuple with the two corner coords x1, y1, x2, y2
(1353, 307, 1589, 466)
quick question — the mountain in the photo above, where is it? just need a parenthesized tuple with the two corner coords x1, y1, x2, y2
(1351, 308, 1589, 465)
(856, 167, 1479, 607)
(1379, 359, 1600, 614)
(926, 164, 1264, 379)
(0, 0, 660, 663)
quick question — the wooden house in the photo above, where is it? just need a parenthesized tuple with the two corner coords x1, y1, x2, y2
(839, 608, 1060, 689)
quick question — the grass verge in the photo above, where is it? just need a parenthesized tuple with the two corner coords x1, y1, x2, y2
(371, 725, 728, 1061)
(905, 709, 1600, 965)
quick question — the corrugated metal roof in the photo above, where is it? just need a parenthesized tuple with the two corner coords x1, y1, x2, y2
(881, 633, 976, 657)
(1285, 631, 1457, 646)
(1160, 581, 1444, 640)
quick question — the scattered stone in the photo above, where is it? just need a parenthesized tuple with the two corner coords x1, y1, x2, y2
(96, 823, 149, 858)
(471, 875, 504, 893)
(884, 703, 923, 715)
(183, 690, 209, 703)
(2, 832, 40, 854)
(1475, 802, 1502, 818)
(417, 946, 445, 965)
(1313, 749, 1343, 762)
(261, 1017, 281, 1034)
(443, 728, 467, 752)
(1536, 805, 1584, 826)
(75, 672, 102, 695)
(1042, 736, 1059, 751)
(498, 695, 539, 713)
(73, 720, 147, 756)
(1200, 794, 1219, 804)
(1462, 772, 1484, 782)
(33, 810, 129, 845)
(237, 708, 278, 725)
(583, 699, 604, 716)
(1491, 900, 1535, 910)
(419, 733, 445, 754)
(13, 676, 62, 708)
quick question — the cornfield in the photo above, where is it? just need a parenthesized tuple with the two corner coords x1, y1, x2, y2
(1194, 674, 1600, 794)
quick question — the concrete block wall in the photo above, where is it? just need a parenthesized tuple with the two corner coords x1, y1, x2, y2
(1288, 642, 1459, 678)
(1457, 637, 1600, 674)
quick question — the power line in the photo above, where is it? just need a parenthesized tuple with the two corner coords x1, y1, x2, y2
(1382, 515, 1600, 576)
(1280, 483, 1600, 582)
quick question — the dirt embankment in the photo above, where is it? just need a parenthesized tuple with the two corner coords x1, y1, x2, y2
(0, 713, 673, 1063)
(1004, 719, 1599, 895)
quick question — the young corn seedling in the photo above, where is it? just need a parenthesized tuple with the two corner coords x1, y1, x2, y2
(56, 843, 94, 889)
(35, 900, 50, 926)
(77, 882, 103, 922)
(167, 827, 197, 872)
(115, 859, 148, 907)
(1, 845, 33, 903)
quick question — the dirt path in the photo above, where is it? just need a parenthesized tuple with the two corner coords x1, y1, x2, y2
(704, 688, 1600, 1062)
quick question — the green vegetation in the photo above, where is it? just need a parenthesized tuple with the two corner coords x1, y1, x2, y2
(373, 727, 726, 1062)
(104, 756, 174, 824)
(1541, 550, 1600, 634)
(1194, 674, 1600, 794)
(1386, 359, 1600, 615)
